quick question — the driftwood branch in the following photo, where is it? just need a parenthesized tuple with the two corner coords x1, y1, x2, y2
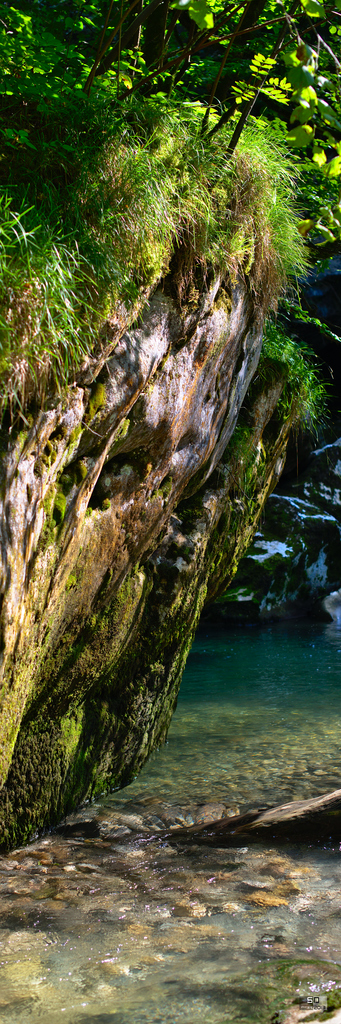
(159, 787, 341, 845)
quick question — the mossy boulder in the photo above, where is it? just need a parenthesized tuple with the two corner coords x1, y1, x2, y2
(0, 275, 295, 848)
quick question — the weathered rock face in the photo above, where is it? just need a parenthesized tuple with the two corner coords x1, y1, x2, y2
(212, 438, 341, 622)
(0, 273, 291, 848)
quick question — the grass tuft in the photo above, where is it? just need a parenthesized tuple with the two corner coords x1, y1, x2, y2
(0, 93, 308, 420)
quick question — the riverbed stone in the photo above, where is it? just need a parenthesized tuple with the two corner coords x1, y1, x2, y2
(193, 803, 227, 824)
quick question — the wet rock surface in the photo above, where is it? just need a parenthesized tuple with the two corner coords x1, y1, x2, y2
(211, 437, 341, 622)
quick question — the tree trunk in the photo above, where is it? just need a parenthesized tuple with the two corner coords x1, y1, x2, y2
(143, 0, 169, 68)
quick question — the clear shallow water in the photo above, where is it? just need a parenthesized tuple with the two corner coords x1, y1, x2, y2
(2, 622, 341, 1023)
(114, 619, 341, 811)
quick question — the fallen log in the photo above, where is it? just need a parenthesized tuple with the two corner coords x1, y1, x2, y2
(160, 787, 341, 845)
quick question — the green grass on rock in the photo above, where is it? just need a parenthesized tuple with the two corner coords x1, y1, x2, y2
(0, 92, 308, 420)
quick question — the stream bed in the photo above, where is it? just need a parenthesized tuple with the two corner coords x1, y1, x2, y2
(2, 621, 341, 1023)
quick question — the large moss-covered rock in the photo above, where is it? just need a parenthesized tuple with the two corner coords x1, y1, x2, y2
(212, 438, 341, 622)
(0, 271, 293, 848)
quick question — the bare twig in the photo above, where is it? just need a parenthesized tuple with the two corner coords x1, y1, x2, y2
(84, 0, 150, 93)
(117, 0, 124, 98)
(201, 0, 253, 135)
(94, 0, 166, 78)
(316, 31, 341, 69)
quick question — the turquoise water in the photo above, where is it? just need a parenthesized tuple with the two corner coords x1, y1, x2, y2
(118, 619, 341, 810)
(2, 621, 341, 1022)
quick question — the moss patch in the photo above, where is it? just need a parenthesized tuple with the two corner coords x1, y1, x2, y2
(75, 459, 87, 483)
(69, 424, 82, 446)
(52, 491, 66, 526)
(85, 383, 106, 424)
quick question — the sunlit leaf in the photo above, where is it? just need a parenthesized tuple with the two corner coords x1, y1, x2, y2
(287, 65, 316, 93)
(297, 219, 315, 236)
(260, 78, 291, 105)
(290, 103, 311, 125)
(300, 85, 317, 104)
(118, 73, 132, 89)
(283, 50, 301, 68)
(317, 99, 341, 131)
(300, 0, 324, 16)
(312, 147, 327, 167)
(188, 0, 214, 29)
(323, 156, 341, 178)
(250, 53, 277, 73)
(316, 224, 336, 241)
(296, 43, 317, 64)
(287, 124, 314, 147)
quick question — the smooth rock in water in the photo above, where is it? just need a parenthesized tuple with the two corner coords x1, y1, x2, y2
(322, 588, 341, 622)
(193, 803, 227, 824)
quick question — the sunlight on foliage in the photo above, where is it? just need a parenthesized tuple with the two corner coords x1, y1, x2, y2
(0, 92, 308, 419)
(260, 321, 327, 432)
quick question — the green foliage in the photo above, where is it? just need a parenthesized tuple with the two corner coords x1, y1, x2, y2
(260, 321, 327, 431)
(173, 0, 215, 30)
(0, 86, 307, 418)
(0, 0, 106, 101)
(225, 124, 308, 295)
(226, 320, 327, 516)
(1, 0, 340, 245)
(282, 296, 341, 345)
(0, 188, 95, 419)
(1, 0, 337, 432)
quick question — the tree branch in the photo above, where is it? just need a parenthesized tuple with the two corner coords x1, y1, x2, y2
(209, 0, 299, 142)
(94, 0, 166, 77)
